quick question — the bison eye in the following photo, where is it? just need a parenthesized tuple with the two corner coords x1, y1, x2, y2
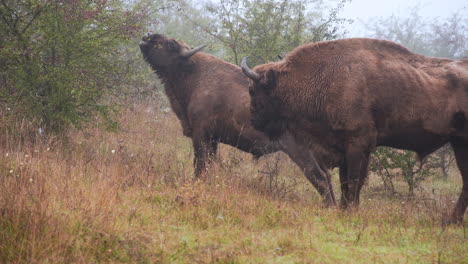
(249, 88, 255, 97)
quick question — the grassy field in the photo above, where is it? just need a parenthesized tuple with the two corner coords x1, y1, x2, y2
(0, 102, 466, 263)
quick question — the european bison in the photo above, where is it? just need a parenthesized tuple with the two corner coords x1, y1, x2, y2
(139, 34, 336, 206)
(241, 38, 468, 223)
(139, 34, 277, 177)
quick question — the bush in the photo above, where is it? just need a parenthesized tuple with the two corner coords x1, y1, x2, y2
(0, 0, 154, 134)
(370, 147, 436, 197)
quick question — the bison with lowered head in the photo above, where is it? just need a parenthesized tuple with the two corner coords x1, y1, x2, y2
(241, 38, 468, 223)
(139, 34, 337, 206)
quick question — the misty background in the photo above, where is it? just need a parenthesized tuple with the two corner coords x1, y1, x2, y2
(0, 1, 467, 262)
(0, 0, 466, 190)
(342, 0, 468, 36)
(1, 0, 466, 133)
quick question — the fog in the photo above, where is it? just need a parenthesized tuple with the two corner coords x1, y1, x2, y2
(341, 0, 468, 37)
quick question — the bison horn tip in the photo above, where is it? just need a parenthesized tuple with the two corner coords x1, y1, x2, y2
(181, 44, 207, 58)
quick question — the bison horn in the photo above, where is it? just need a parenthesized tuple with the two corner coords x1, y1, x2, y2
(241, 56, 260, 81)
(181, 44, 207, 58)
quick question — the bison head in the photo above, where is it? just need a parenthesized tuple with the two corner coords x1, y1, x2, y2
(139, 34, 206, 73)
(241, 57, 286, 140)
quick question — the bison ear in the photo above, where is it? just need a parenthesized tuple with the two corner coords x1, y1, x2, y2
(167, 40, 179, 52)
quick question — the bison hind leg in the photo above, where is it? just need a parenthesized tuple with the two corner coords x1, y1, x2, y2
(448, 138, 468, 224)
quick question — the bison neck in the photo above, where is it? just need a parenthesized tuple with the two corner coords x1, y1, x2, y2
(156, 67, 195, 105)
(167, 74, 194, 104)
(156, 69, 197, 132)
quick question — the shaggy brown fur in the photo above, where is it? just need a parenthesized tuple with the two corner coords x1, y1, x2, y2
(242, 38, 468, 224)
(139, 34, 337, 206)
(139, 34, 278, 177)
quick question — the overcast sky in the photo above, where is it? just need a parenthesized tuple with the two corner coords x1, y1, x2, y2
(340, 0, 468, 37)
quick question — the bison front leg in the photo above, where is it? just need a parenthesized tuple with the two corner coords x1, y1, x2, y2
(279, 133, 336, 207)
(339, 165, 350, 209)
(448, 140, 468, 224)
(303, 158, 336, 207)
(341, 144, 371, 208)
(192, 134, 219, 178)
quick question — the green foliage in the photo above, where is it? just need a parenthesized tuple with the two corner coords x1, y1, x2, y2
(0, 0, 155, 133)
(153, 1, 217, 45)
(197, 0, 351, 65)
(370, 147, 435, 196)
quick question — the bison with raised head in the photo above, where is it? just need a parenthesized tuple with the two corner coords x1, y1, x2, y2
(139, 34, 277, 177)
(139, 34, 336, 206)
(241, 38, 468, 223)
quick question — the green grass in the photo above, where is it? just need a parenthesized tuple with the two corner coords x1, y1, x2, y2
(0, 103, 466, 263)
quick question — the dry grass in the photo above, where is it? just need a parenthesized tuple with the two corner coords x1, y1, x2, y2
(0, 102, 466, 263)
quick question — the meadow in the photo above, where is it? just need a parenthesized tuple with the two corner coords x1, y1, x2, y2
(0, 101, 466, 263)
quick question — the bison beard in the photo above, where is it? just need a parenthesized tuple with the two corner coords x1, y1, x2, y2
(250, 96, 286, 140)
(139, 34, 337, 207)
(241, 38, 468, 224)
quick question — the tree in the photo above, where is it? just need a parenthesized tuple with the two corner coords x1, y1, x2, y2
(370, 148, 435, 197)
(431, 145, 456, 180)
(430, 13, 468, 59)
(364, 9, 432, 56)
(181, 0, 352, 65)
(365, 8, 467, 59)
(145, 0, 224, 57)
(0, 0, 158, 134)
